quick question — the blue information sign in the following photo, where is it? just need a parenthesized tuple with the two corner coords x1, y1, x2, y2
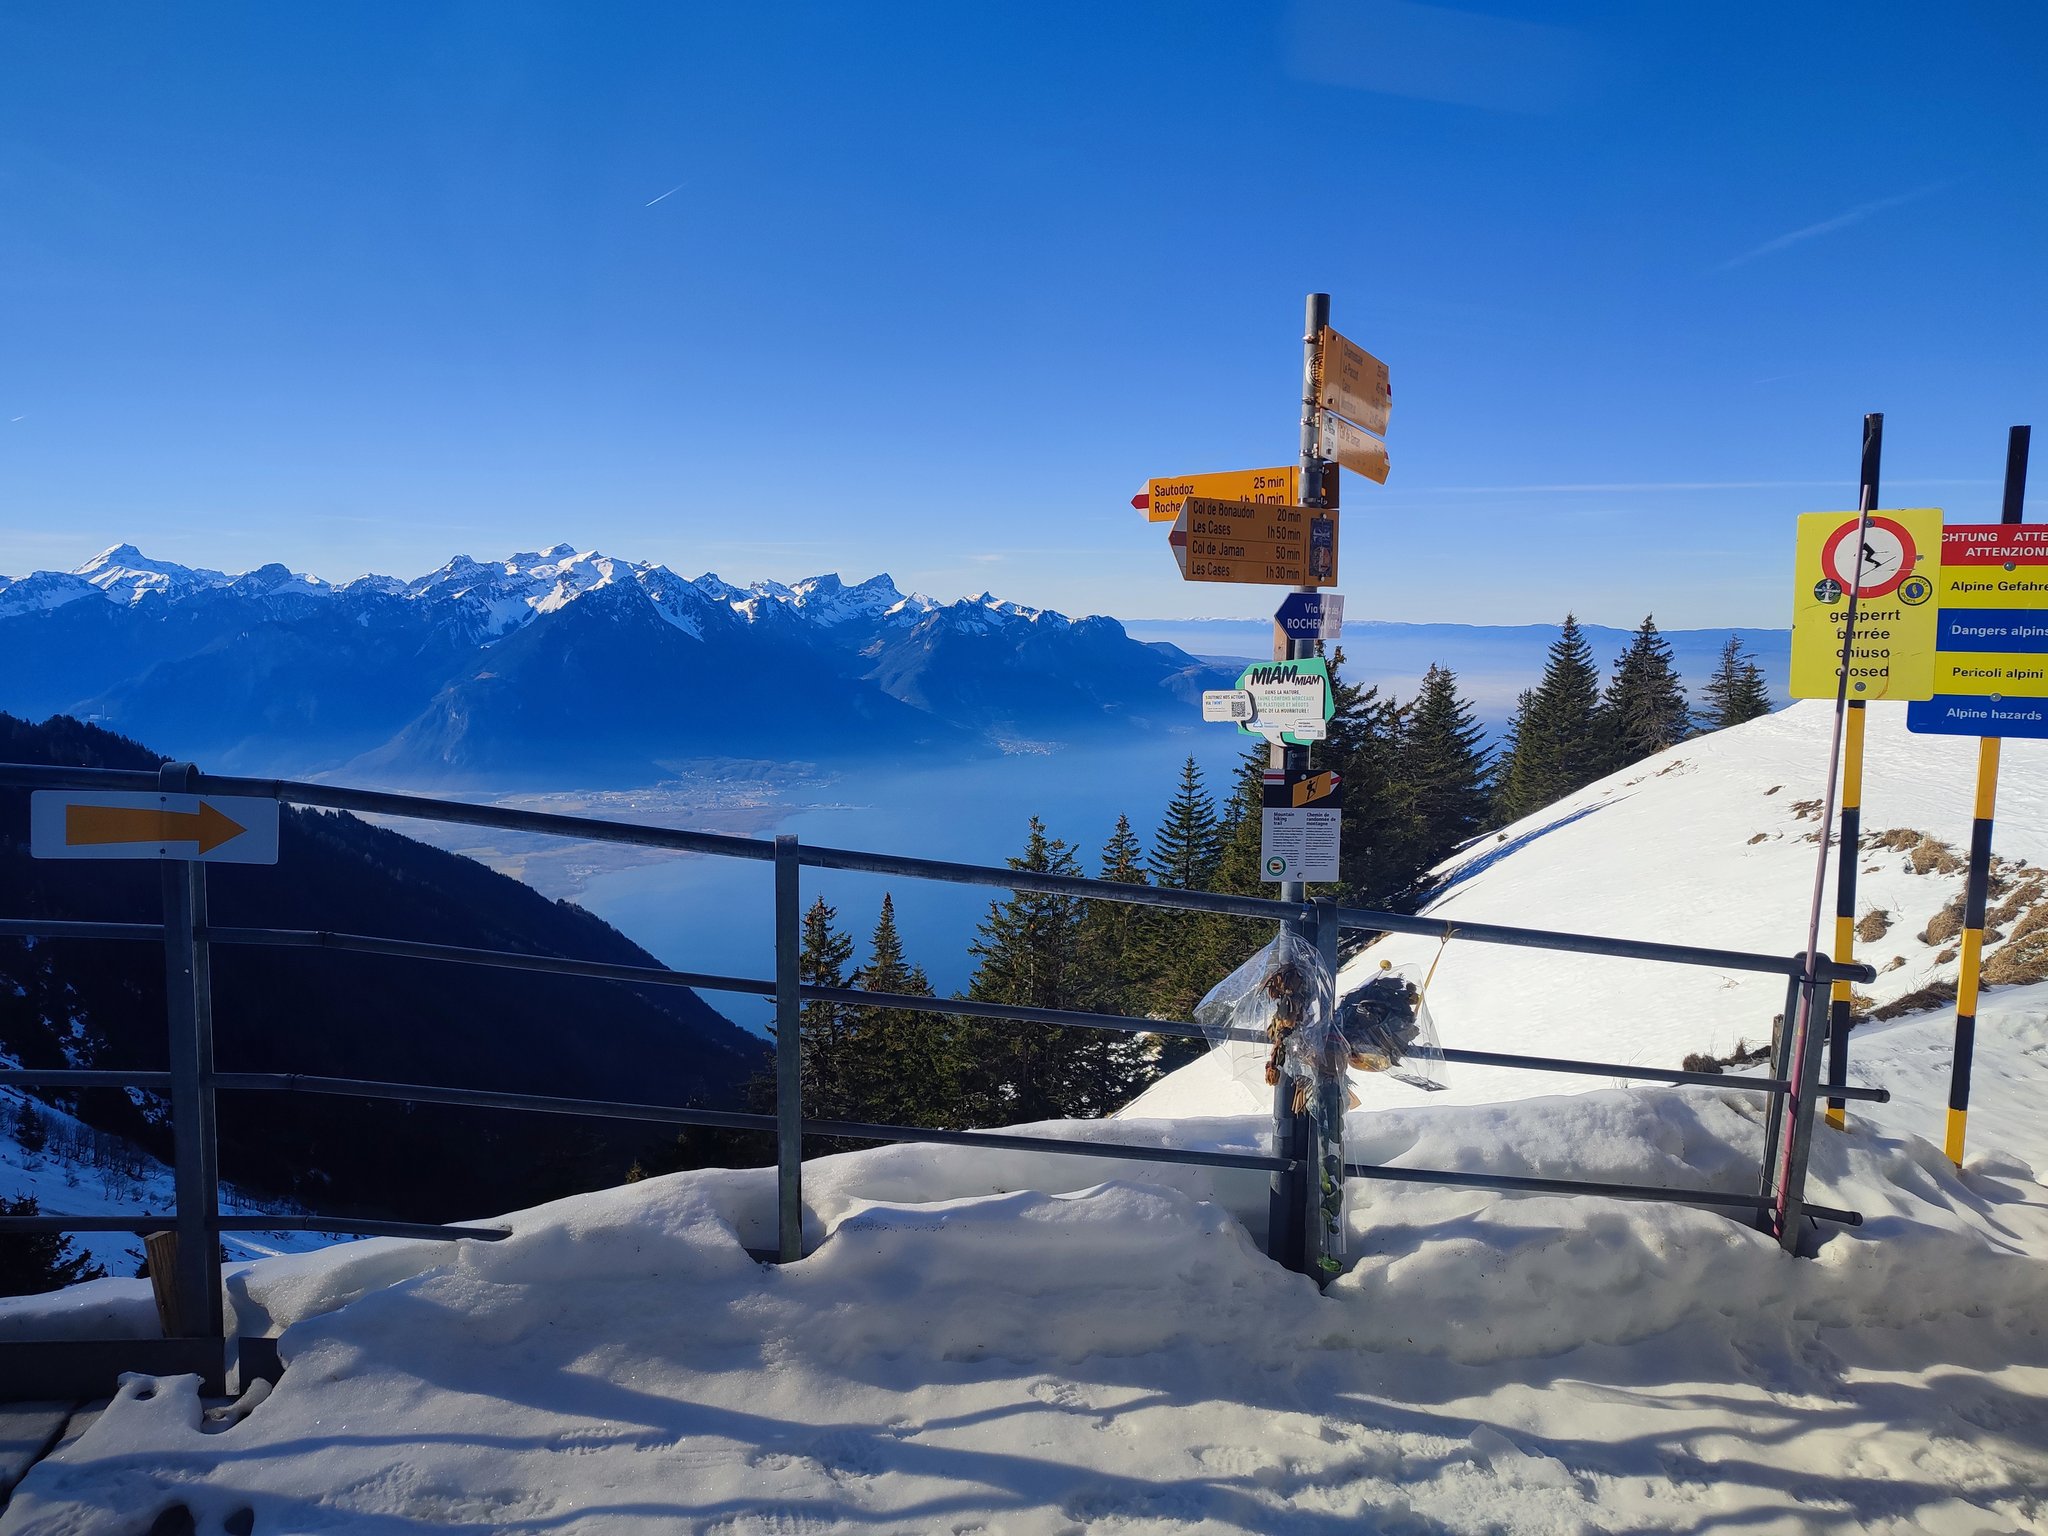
(1275, 591, 1344, 641)
(1907, 697, 2048, 738)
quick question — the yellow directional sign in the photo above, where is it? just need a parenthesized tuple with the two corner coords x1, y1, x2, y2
(1139, 466, 1332, 525)
(1315, 327, 1390, 437)
(1316, 412, 1388, 484)
(1788, 509, 1943, 701)
(30, 791, 280, 864)
(1170, 498, 1339, 587)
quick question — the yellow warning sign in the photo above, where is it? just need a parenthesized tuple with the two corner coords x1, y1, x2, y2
(1788, 509, 1943, 701)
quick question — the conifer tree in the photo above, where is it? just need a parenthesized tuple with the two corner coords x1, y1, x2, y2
(1, 1194, 106, 1296)
(845, 895, 959, 1128)
(965, 819, 1138, 1120)
(1493, 614, 1603, 822)
(1701, 635, 1775, 730)
(793, 897, 858, 1119)
(1318, 647, 1411, 904)
(1148, 757, 1222, 890)
(1397, 664, 1492, 875)
(1598, 615, 1693, 770)
(1490, 688, 1534, 823)
(1076, 814, 1155, 1020)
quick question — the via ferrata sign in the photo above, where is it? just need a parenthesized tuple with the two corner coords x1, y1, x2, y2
(1235, 656, 1332, 744)
(1788, 509, 1942, 702)
(1907, 524, 2048, 738)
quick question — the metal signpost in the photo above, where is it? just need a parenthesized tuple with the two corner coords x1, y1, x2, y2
(1903, 425, 2035, 1165)
(1167, 498, 1339, 587)
(1275, 591, 1344, 643)
(1135, 466, 1318, 525)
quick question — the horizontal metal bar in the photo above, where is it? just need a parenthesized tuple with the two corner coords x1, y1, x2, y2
(0, 918, 167, 943)
(0, 1068, 173, 1089)
(203, 924, 777, 998)
(1334, 905, 1878, 985)
(212, 1070, 776, 1133)
(1803, 1204, 1864, 1228)
(212, 1215, 510, 1242)
(803, 1116, 1294, 1173)
(798, 842, 1312, 923)
(1433, 1046, 1888, 1102)
(0, 1213, 179, 1233)
(1343, 1162, 1769, 1211)
(233, 769, 783, 863)
(807, 984, 1254, 1044)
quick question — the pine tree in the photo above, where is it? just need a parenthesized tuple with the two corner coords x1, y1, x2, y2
(1701, 635, 1775, 730)
(1493, 614, 1604, 822)
(845, 896, 959, 1129)
(1076, 815, 1155, 1020)
(1397, 664, 1492, 876)
(1148, 757, 1222, 890)
(12, 1098, 48, 1159)
(792, 897, 858, 1120)
(1598, 615, 1693, 770)
(1, 1194, 106, 1296)
(965, 819, 1137, 1120)
(1318, 647, 1411, 905)
(1490, 688, 1534, 823)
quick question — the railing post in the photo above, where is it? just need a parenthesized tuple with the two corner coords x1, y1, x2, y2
(1304, 897, 1345, 1284)
(773, 834, 803, 1263)
(158, 761, 223, 1339)
(1773, 973, 1831, 1253)
(1756, 966, 1803, 1226)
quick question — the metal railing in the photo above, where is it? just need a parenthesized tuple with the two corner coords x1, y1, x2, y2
(0, 760, 1880, 1397)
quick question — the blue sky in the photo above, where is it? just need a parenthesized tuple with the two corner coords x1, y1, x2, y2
(2, 2, 2041, 626)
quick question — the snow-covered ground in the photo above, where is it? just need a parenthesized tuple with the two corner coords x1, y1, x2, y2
(1, 1088, 329, 1278)
(5, 702, 2047, 1533)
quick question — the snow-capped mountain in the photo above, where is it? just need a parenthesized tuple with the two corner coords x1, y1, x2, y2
(0, 544, 1231, 784)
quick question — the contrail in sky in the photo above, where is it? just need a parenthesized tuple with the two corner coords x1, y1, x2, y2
(1718, 183, 1946, 270)
(644, 183, 685, 207)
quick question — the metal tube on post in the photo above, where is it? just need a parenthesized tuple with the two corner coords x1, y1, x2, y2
(1756, 966, 1805, 1221)
(1946, 424, 2031, 1165)
(1826, 414, 1882, 1128)
(159, 761, 222, 1339)
(1305, 897, 1345, 1283)
(773, 834, 803, 1263)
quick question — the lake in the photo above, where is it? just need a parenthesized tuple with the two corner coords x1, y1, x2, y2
(576, 732, 1256, 1033)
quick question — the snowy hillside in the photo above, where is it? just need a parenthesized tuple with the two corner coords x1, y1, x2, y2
(1, 1089, 325, 1279)
(1131, 699, 2048, 1166)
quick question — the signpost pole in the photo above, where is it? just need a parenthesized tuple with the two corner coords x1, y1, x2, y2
(1265, 292, 1330, 1274)
(1825, 414, 1881, 1129)
(158, 761, 222, 1341)
(1945, 424, 2032, 1166)
(774, 834, 804, 1262)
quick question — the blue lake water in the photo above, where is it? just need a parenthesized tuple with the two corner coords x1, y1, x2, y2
(577, 732, 1254, 1033)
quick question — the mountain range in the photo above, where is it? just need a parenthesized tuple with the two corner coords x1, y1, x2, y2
(0, 546, 1233, 786)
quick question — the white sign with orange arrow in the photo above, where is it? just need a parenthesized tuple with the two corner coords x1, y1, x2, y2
(30, 791, 279, 864)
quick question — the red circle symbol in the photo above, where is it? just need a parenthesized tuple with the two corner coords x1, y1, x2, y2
(1820, 516, 1918, 600)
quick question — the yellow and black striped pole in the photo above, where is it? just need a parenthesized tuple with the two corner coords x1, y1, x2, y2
(1824, 700, 1865, 1130)
(1946, 738, 2000, 1163)
(1824, 415, 1882, 1130)
(1946, 424, 2031, 1166)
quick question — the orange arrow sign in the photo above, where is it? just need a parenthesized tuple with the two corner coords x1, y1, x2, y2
(66, 801, 248, 855)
